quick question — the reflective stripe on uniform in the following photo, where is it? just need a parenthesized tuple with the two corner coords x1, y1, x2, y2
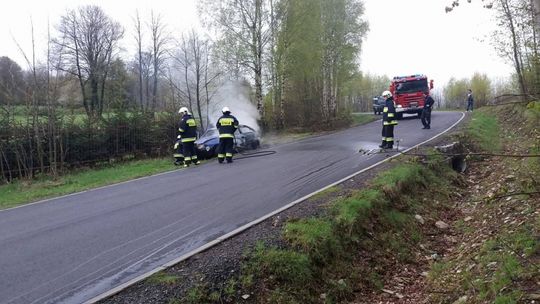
(173, 153, 184, 157)
(186, 118, 196, 127)
(225, 153, 233, 157)
(181, 137, 196, 142)
(219, 133, 234, 138)
(174, 143, 179, 149)
(184, 156, 191, 161)
(385, 137, 394, 142)
(178, 128, 184, 132)
(218, 154, 225, 158)
(388, 113, 394, 117)
(390, 120, 398, 125)
(383, 107, 388, 113)
(218, 117, 235, 126)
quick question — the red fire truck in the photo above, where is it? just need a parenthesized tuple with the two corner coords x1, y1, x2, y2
(389, 74, 434, 119)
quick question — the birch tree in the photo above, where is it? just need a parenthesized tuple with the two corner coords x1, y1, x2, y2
(199, 0, 273, 118)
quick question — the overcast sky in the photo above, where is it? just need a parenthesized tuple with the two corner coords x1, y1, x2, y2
(0, 0, 513, 86)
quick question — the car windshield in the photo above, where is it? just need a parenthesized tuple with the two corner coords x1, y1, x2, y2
(239, 126, 254, 133)
(395, 79, 428, 94)
(202, 129, 218, 138)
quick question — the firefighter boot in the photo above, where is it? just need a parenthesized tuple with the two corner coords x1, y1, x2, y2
(174, 158, 184, 166)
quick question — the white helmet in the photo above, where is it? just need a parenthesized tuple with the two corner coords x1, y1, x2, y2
(178, 107, 189, 114)
(222, 106, 231, 113)
(382, 90, 392, 98)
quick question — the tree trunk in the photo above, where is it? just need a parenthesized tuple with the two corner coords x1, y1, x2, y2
(254, 0, 264, 119)
(502, 0, 528, 95)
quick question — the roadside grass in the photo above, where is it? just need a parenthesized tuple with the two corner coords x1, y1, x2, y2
(350, 113, 378, 125)
(251, 160, 454, 302)
(146, 272, 181, 286)
(182, 156, 459, 303)
(0, 158, 178, 210)
(466, 110, 501, 152)
(310, 186, 340, 201)
(524, 100, 540, 124)
(429, 227, 538, 304)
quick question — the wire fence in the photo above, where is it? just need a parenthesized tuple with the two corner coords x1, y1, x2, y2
(0, 110, 179, 182)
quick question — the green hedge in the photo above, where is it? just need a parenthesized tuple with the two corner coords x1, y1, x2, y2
(0, 112, 178, 181)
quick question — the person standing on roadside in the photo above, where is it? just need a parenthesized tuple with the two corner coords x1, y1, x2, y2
(178, 107, 200, 167)
(421, 91, 435, 129)
(380, 90, 398, 149)
(466, 89, 474, 112)
(216, 106, 239, 163)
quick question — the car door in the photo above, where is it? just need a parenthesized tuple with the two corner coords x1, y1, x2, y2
(235, 127, 247, 148)
(240, 126, 257, 146)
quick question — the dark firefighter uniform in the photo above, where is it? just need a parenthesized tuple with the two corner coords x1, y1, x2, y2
(216, 113, 239, 163)
(381, 97, 398, 149)
(421, 93, 435, 129)
(178, 113, 200, 166)
(173, 135, 184, 166)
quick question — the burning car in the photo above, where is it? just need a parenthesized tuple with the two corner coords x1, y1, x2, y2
(195, 125, 261, 159)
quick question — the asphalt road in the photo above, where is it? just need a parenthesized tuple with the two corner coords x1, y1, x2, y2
(0, 111, 464, 304)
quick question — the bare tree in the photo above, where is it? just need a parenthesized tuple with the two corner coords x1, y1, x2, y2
(149, 11, 170, 111)
(54, 5, 124, 119)
(134, 10, 145, 110)
(170, 30, 219, 131)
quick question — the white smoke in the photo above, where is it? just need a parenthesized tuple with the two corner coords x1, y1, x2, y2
(209, 81, 261, 134)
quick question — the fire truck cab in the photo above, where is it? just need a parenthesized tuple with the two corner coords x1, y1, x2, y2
(389, 74, 434, 119)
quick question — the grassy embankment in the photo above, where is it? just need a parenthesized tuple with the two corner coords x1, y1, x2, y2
(426, 101, 539, 304)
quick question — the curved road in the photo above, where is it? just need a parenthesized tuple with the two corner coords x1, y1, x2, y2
(0, 112, 464, 304)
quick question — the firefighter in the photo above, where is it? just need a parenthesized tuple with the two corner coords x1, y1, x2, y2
(178, 107, 200, 167)
(173, 135, 184, 166)
(421, 91, 435, 129)
(380, 90, 398, 149)
(216, 106, 239, 163)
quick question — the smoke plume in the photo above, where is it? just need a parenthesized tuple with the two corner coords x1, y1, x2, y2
(209, 81, 261, 133)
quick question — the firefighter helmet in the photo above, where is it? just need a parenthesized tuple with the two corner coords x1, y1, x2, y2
(178, 107, 189, 114)
(222, 106, 231, 114)
(382, 90, 392, 98)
